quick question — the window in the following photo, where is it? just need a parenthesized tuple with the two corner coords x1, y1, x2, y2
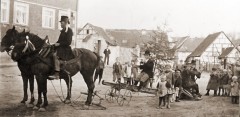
(58, 10, 70, 29)
(42, 7, 55, 29)
(1, 0, 10, 23)
(14, 2, 29, 25)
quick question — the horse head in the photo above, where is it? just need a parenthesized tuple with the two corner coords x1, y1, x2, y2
(11, 33, 49, 61)
(0, 26, 27, 52)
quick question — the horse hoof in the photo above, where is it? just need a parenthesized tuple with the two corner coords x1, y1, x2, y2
(64, 99, 71, 104)
(33, 106, 39, 110)
(38, 107, 46, 112)
(20, 100, 26, 104)
(27, 104, 34, 108)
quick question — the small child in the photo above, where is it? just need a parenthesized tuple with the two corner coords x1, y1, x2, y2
(220, 69, 229, 96)
(230, 76, 239, 104)
(113, 57, 123, 83)
(156, 75, 167, 109)
(123, 62, 132, 85)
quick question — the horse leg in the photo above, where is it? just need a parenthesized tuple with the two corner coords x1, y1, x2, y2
(34, 76, 42, 110)
(21, 74, 28, 103)
(29, 75, 35, 104)
(64, 77, 72, 104)
(81, 70, 95, 105)
(39, 77, 48, 112)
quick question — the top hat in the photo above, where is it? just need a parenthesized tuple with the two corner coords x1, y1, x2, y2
(144, 50, 151, 56)
(59, 16, 70, 24)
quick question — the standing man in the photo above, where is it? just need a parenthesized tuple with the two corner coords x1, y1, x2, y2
(49, 16, 74, 80)
(103, 46, 111, 65)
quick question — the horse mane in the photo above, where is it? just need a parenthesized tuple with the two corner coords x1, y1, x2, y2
(26, 33, 45, 50)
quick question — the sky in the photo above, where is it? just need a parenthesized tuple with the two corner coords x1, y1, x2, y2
(77, 0, 240, 38)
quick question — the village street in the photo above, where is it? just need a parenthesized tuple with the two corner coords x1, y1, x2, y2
(0, 65, 238, 117)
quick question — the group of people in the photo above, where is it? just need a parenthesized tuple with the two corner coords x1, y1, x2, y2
(112, 50, 154, 90)
(205, 67, 239, 104)
(155, 63, 201, 109)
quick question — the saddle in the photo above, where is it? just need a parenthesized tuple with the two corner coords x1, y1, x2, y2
(39, 45, 81, 65)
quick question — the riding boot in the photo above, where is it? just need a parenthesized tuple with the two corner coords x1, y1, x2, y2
(134, 80, 139, 86)
(49, 53, 60, 80)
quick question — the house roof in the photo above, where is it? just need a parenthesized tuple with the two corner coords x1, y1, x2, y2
(188, 32, 222, 57)
(106, 29, 157, 48)
(218, 47, 234, 59)
(80, 23, 117, 46)
(171, 36, 189, 50)
(106, 29, 142, 48)
(82, 34, 93, 42)
(178, 37, 205, 52)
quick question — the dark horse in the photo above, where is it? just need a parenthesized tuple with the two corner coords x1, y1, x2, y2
(9, 30, 99, 111)
(0, 27, 35, 105)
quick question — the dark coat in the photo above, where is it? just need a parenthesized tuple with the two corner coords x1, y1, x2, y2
(139, 59, 154, 78)
(104, 49, 111, 56)
(174, 76, 182, 88)
(206, 72, 220, 90)
(113, 62, 122, 75)
(56, 27, 74, 60)
(181, 69, 192, 88)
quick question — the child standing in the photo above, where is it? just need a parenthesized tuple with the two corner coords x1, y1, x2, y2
(113, 57, 123, 83)
(230, 76, 239, 104)
(156, 75, 167, 109)
(219, 69, 229, 96)
(205, 68, 220, 96)
(123, 62, 132, 85)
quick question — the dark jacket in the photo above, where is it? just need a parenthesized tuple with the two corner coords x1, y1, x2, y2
(56, 27, 74, 60)
(206, 72, 220, 90)
(113, 62, 122, 75)
(140, 59, 154, 78)
(104, 49, 111, 56)
(174, 76, 182, 88)
(97, 60, 104, 70)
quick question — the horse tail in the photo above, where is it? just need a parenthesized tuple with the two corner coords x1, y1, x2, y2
(93, 52, 100, 68)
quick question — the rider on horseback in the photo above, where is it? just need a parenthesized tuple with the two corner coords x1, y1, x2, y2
(49, 16, 74, 80)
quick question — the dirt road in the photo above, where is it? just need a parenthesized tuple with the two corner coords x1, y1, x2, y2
(0, 66, 239, 117)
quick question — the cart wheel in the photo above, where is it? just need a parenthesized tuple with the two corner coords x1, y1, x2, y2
(124, 90, 132, 105)
(117, 91, 124, 106)
(105, 89, 114, 103)
(117, 90, 132, 106)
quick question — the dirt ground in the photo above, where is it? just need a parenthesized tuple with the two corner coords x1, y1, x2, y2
(0, 65, 239, 117)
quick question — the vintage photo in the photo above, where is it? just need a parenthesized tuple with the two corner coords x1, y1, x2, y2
(0, 0, 239, 116)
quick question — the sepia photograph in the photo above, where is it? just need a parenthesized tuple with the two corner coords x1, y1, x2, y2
(0, 0, 239, 116)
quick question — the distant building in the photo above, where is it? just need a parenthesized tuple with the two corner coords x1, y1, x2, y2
(76, 23, 160, 65)
(0, 0, 78, 44)
(218, 46, 240, 64)
(188, 31, 235, 70)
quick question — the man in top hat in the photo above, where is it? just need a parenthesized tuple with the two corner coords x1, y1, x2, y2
(49, 16, 74, 80)
(135, 50, 154, 90)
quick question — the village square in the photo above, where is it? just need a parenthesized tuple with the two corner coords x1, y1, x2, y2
(0, 0, 239, 117)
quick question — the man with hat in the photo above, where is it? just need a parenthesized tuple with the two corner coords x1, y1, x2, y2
(134, 50, 154, 91)
(49, 16, 74, 79)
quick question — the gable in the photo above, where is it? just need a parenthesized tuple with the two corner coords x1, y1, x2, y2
(189, 32, 234, 57)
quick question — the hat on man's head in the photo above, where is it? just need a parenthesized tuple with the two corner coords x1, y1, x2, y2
(144, 50, 151, 56)
(59, 16, 70, 24)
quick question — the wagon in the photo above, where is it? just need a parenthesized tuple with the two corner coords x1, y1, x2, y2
(102, 80, 157, 106)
